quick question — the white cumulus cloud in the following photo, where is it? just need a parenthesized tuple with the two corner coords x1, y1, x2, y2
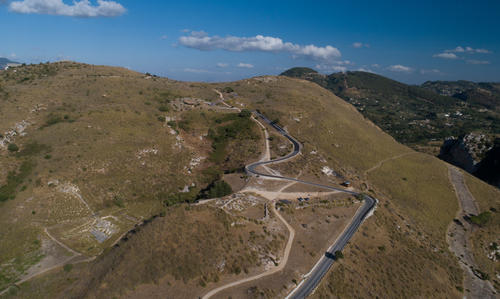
(179, 31, 341, 61)
(447, 46, 491, 54)
(352, 42, 369, 48)
(357, 68, 375, 73)
(216, 62, 228, 68)
(466, 59, 490, 65)
(237, 63, 254, 68)
(433, 52, 458, 59)
(388, 64, 413, 73)
(9, 0, 126, 17)
(420, 69, 441, 75)
(315, 64, 347, 73)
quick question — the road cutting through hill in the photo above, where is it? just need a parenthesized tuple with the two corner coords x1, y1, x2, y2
(203, 96, 377, 299)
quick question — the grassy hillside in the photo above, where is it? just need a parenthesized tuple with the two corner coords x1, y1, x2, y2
(214, 76, 466, 297)
(281, 68, 500, 153)
(9, 204, 287, 298)
(2, 63, 499, 298)
(0, 62, 261, 293)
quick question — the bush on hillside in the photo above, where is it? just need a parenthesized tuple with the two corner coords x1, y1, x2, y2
(7, 143, 19, 152)
(0, 160, 34, 201)
(469, 211, 492, 227)
(238, 109, 252, 118)
(206, 180, 232, 199)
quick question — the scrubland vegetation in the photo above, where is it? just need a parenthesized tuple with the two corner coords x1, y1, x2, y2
(1, 62, 498, 298)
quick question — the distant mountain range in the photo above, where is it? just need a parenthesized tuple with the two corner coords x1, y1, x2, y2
(281, 67, 499, 187)
(0, 57, 21, 70)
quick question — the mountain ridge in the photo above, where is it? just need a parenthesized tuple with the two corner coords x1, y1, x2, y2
(0, 57, 20, 70)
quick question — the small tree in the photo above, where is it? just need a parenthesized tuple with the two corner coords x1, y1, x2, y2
(334, 250, 344, 259)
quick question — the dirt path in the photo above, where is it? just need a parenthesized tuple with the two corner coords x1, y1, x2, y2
(203, 110, 349, 298)
(0, 228, 85, 297)
(202, 109, 301, 299)
(44, 227, 81, 256)
(202, 199, 296, 299)
(242, 188, 339, 201)
(364, 152, 415, 175)
(214, 89, 240, 111)
(447, 166, 496, 298)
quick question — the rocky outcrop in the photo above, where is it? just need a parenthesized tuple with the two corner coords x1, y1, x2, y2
(475, 143, 500, 188)
(440, 133, 500, 188)
(439, 133, 492, 172)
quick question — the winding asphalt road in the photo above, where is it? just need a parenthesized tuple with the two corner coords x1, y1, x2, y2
(246, 111, 377, 299)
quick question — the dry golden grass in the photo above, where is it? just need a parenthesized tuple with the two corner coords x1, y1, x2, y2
(215, 196, 360, 299)
(313, 205, 463, 299)
(214, 77, 465, 298)
(367, 153, 458, 239)
(218, 76, 408, 173)
(2, 63, 492, 298)
(7, 204, 286, 299)
(0, 62, 258, 292)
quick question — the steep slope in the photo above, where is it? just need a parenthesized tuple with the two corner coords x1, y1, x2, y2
(2, 63, 499, 298)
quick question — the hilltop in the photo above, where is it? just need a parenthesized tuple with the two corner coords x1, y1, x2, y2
(0, 62, 498, 298)
(0, 58, 20, 70)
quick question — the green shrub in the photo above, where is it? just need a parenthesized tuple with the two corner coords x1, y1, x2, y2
(0, 160, 35, 201)
(16, 141, 51, 157)
(205, 180, 232, 199)
(334, 250, 344, 259)
(63, 264, 73, 272)
(238, 109, 252, 118)
(158, 105, 169, 112)
(469, 212, 491, 227)
(7, 143, 19, 152)
(44, 113, 63, 127)
(207, 114, 255, 164)
(113, 196, 125, 208)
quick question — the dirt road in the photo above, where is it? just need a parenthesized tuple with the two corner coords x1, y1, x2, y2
(447, 166, 496, 299)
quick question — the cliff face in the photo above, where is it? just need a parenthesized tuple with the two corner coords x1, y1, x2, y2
(439, 133, 500, 188)
(475, 143, 500, 188)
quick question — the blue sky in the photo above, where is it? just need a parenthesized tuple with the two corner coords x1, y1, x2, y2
(1, 0, 499, 83)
